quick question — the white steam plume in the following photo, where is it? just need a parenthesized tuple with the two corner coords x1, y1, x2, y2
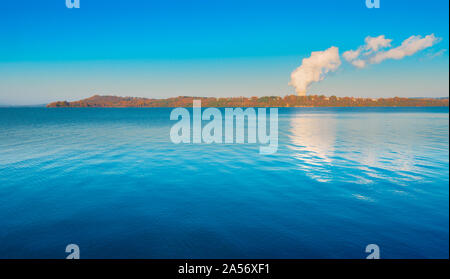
(343, 34, 439, 68)
(289, 46, 341, 96)
(370, 34, 439, 64)
(342, 48, 362, 61)
(364, 35, 392, 53)
(343, 35, 392, 67)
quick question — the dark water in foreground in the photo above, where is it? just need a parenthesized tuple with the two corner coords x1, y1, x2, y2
(0, 107, 448, 259)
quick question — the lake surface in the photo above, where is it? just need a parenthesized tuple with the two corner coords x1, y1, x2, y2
(0, 107, 448, 259)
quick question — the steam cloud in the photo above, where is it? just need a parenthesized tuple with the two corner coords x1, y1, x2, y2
(289, 46, 341, 96)
(343, 34, 439, 68)
(364, 35, 392, 53)
(370, 34, 439, 64)
(289, 34, 440, 95)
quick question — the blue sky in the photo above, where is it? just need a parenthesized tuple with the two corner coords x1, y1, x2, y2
(0, 0, 448, 104)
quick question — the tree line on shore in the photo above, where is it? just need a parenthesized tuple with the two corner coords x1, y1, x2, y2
(47, 95, 449, 108)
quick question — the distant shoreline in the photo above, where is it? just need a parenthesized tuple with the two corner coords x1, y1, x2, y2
(46, 95, 449, 108)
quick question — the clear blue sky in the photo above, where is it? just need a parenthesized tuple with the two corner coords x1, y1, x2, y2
(0, 0, 448, 104)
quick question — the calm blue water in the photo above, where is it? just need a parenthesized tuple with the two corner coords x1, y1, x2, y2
(0, 107, 448, 259)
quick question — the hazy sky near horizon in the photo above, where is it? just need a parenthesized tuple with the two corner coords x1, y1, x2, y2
(0, 0, 448, 105)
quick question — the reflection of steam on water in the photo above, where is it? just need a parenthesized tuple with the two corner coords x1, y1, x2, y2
(288, 113, 420, 185)
(289, 114, 336, 162)
(288, 114, 336, 182)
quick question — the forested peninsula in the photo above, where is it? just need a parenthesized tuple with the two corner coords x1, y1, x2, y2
(47, 95, 449, 108)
